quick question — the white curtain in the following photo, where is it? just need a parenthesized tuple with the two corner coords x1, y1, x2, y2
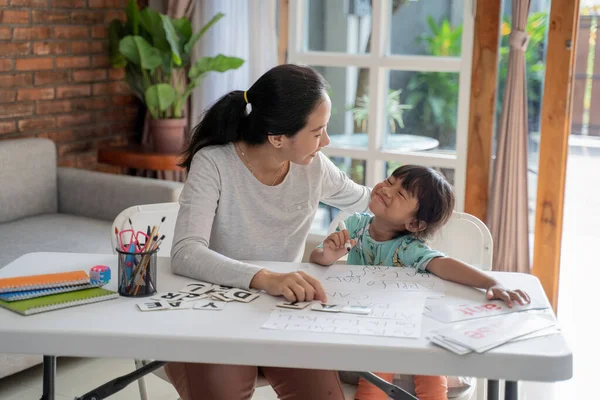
(191, 0, 278, 124)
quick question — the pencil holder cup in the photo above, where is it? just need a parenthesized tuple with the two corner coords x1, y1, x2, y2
(116, 248, 158, 297)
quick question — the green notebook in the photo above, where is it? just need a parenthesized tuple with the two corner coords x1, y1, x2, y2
(0, 287, 118, 316)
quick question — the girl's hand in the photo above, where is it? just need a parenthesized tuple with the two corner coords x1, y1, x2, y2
(251, 269, 327, 303)
(486, 284, 531, 308)
(322, 230, 355, 261)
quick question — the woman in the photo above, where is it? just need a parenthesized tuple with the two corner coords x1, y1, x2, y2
(167, 64, 371, 400)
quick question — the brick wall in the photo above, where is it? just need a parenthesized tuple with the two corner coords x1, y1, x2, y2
(0, 0, 145, 171)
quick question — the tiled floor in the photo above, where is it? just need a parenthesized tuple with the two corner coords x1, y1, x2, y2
(0, 357, 281, 400)
(0, 356, 564, 400)
(0, 357, 564, 400)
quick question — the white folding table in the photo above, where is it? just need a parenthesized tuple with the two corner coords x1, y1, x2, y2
(0, 253, 572, 400)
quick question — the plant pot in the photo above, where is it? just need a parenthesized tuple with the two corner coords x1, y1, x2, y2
(149, 118, 187, 154)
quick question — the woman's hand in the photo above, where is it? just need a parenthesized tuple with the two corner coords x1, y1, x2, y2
(486, 284, 531, 308)
(250, 269, 327, 303)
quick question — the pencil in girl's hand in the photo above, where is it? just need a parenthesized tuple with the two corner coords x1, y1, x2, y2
(338, 221, 352, 252)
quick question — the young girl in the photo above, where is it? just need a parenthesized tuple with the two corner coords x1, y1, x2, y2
(310, 165, 531, 400)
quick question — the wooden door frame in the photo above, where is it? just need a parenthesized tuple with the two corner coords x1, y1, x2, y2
(532, 0, 582, 311)
(278, 0, 289, 65)
(464, 0, 502, 223)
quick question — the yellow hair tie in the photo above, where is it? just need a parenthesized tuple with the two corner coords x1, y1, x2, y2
(243, 91, 252, 115)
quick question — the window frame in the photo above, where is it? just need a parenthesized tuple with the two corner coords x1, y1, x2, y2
(289, 0, 476, 213)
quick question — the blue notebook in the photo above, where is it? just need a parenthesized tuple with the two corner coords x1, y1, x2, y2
(0, 281, 107, 302)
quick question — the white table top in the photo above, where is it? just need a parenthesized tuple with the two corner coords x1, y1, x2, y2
(0, 252, 572, 382)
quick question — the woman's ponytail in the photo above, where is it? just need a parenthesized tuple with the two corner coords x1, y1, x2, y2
(179, 90, 247, 170)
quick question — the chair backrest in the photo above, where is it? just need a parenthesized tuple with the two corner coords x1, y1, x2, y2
(329, 211, 493, 271)
(111, 202, 180, 256)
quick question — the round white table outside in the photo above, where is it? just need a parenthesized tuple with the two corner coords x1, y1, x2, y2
(329, 133, 439, 152)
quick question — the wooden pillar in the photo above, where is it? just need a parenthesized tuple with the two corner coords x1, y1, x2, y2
(464, 0, 502, 222)
(532, 0, 581, 311)
(278, 0, 290, 65)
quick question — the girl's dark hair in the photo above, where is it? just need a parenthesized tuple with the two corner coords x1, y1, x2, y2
(391, 165, 455, 240)
(180, 64, 329, 170)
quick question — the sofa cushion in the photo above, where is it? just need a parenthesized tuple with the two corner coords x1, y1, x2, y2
(0, 213, 112, 269)
(0, 138, 58, 224)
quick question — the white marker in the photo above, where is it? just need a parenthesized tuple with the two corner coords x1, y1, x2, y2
(338, 221, 352, 252)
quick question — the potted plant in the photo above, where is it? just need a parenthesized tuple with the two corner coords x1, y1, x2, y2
(348, 89, 412, 134)
(404, 17, 462, 150)
(109, 0, 244, 153)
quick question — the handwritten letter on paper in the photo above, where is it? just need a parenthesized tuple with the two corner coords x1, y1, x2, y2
(323, 265, 445, 295)
(263, 308, 423, 338)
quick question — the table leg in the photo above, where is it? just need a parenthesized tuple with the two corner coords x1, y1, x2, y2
(487, 379, 500, 400)
(41, 355, 56, 400)
(505, 381, 518, 400)
(135, 359, 149, 400)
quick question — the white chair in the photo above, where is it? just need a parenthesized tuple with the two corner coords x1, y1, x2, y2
(112, 204, 490, 400)
(110, 202, 180, 257)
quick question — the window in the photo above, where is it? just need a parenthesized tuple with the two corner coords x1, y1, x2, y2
(288, 0, 475, 233)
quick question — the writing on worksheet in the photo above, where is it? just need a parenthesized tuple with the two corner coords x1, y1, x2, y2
(323, 265, 444, 293)
(325, 291, 423, 319)
(263, 310, 420, 338)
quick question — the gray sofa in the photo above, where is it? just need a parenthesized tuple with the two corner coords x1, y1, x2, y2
(0, 138, 183, 379)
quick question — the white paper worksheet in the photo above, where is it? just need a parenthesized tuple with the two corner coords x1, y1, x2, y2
(263, 295, 427, 339)
(261, 264, 439, 339)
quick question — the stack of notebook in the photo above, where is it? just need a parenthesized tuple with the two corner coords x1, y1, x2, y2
(0, 270, 117, 315)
